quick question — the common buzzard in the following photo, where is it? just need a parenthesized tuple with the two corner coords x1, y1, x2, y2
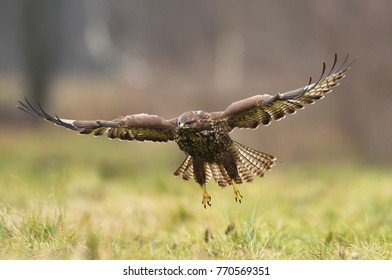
(17, 54, 354, 208)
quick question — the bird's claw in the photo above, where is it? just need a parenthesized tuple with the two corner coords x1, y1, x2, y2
(202, 191, 212, 208)
(233, 187, 243, 203)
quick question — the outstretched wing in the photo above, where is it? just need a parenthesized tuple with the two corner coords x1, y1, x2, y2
(218, 54, 354, 130)
(17, 98, 177, 142)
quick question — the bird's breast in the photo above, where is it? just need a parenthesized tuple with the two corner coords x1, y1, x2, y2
(175, 126, 232, 162)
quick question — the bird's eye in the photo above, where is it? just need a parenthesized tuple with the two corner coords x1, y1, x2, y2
(178, 119, 194, 128)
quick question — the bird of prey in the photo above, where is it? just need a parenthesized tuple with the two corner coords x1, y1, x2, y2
(17, 54, 353, 208)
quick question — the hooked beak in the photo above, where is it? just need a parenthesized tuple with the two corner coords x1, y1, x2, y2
(178, 122, 190, 130)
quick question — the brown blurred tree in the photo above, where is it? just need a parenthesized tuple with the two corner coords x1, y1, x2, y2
(21, 0, 63, 106)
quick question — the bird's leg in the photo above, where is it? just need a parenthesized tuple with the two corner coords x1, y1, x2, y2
(201, 184, 211, 208)
(232, 181, 242, 203)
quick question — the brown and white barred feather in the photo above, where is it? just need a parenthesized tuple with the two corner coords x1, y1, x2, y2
(221, 54, 354, 130)
(173, 141, 276, 187)
(16, 99, 177, 143)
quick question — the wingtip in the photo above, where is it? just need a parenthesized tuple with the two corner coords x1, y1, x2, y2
(16, 97, 76, 130)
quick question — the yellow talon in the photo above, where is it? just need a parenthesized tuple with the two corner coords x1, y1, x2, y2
(232, 182, 243, 203)
(202, 185, 212, 208)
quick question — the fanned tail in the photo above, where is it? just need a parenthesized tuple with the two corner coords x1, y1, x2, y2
(233, 141, 276, 179)
(173, 155, 194, 181)
(173, 142, 276, 187)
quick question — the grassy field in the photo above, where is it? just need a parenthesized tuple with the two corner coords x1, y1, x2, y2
(0, 128, 391, 259)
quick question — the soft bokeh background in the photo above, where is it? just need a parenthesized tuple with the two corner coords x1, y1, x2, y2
(0, 0, 391, 260)
(1, 0, 391, 162)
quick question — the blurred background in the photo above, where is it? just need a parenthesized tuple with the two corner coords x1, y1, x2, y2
(1, 0, 391, 163)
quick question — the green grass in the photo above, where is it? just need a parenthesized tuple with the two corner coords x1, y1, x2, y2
(0, 128, 391, 259)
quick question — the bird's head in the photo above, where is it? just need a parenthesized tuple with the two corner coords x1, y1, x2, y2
(177, 111, 209, 130)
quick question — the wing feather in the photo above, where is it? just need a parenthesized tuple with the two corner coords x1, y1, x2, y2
(17, 98, 177, 143)
(219, 54, 354, 130)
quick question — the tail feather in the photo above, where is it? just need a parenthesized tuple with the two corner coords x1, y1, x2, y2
(217, 163, 232, 186)
(208, 163, 227, 187)
(173, 142, 276, 187)
(204, 162, 212, 184)
(234, 141, 276, 177)
(230, 144, 254, 183)
(173, 155, 194, 181)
